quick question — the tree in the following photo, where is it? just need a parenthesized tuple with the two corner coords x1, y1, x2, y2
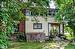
(0, 0, 21, 49)
(55, 0, 75, 38)
(20, 0, 49, 16)
(0, 0, 50, 49)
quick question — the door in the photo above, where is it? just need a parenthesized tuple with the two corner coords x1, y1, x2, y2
(19, 21, 25, 32)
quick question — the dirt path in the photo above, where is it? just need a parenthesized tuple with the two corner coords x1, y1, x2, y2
(42, 41, 69, 49)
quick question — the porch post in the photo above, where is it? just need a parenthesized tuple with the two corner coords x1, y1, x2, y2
(60, 23, 64, 34)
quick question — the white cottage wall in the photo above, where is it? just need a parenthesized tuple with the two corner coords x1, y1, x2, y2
(25, 16, 56, 36)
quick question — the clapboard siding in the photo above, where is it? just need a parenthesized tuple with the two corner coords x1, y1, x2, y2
(19, 21, 25, 32)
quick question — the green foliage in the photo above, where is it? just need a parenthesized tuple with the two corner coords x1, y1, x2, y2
(0, 0, 22, 49)
(0, 32, 8, 49)
(20, 0, 49, 16)
(64, 26, 73, 33)
(50, 27, 58, 37)
(9, 42, 44, 49)
(0, 0, 50, 49)
(55, 0, 75, 37)
(65, 43, 75, 49)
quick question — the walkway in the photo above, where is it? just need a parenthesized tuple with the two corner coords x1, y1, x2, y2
(42, 41, 69, 49)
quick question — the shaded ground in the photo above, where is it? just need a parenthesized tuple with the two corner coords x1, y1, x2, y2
(65, 43, 75, 49)
(9, 41, 75, 49)
(9, 41, 45, 49)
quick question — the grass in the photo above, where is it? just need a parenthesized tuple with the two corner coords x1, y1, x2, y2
(9, 41, 75, 49)
(65, 43, 75, 49)
(8, 41, 45, 49)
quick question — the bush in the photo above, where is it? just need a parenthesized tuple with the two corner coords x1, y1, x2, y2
(65, 43, 75, 49)
(16, 32, 26, 42)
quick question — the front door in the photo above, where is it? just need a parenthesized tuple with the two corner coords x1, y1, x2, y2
(19, 21, 25, 32)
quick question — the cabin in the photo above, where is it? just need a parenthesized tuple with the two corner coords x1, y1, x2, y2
(25, 16, 64, 42)
(15, 8, 64, 42)
(11, 0, 64, 42)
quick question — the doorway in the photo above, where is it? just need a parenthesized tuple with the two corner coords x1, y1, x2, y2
(48, 23, 60, 36)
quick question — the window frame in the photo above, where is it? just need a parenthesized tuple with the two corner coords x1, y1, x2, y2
(33, 23, 42, 29)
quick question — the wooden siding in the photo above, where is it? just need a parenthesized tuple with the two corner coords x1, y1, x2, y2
(19, 21, 25, 32)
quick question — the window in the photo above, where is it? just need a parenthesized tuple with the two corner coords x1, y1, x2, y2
(33, 23, 42, 29)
